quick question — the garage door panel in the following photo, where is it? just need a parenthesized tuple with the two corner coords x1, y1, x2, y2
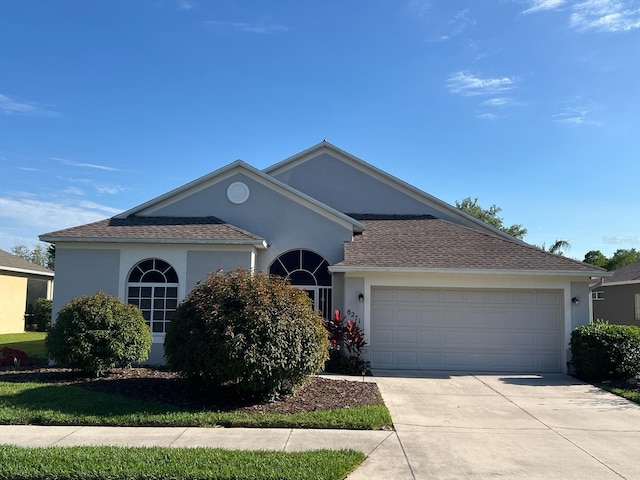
(396, 308, 418, 325)
(372, 328, 394, 344)
(395, 351, 418, 366)
(371, 287, 563, 372)
(537, 292, 560, 305)
(396, 330, 419, 344)
(441, 290, 465, 303)
(514, 291, 535, 304)
(489, 291, 511, 304)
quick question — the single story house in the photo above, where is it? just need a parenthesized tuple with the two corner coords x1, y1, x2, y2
(40, 142, 606, 373)
(591, 260, 640, 326)
(0, 249, 54, 334)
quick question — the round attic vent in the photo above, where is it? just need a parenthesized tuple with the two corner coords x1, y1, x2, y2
(227, 182, 250, 204)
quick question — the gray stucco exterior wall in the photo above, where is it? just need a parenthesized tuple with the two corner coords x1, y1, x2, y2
(186, 250, 253, 290)
(144, 172, 354, 272)
(570, 282, 591, 331)
(51, 247, 121, 320)
(270, 153, 456, 219)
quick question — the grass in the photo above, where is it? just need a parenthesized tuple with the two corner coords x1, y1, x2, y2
(0, 332, 47, 362)
(0, 445, 365, 480)
(0, 381, 392, 430)
(597, 384, 640, 405)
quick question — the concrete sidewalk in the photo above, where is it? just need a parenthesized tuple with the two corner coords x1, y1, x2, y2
(0, 425, 393, 453)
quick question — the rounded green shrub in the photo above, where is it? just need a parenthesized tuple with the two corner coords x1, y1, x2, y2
(164, 268, 329, 400)
(570, 321, 640, 380)
(33, 298, 52, 332)
(46, 291, 152, 377)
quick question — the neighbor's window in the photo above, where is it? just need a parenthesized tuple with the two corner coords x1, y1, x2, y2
(127, 258, 179, 334)
(591, 291, 604, 301)
(635, 293, 640, 322)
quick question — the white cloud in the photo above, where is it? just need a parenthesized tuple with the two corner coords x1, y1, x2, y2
(477, 112, 499, 120)
(438, 9, 476, 41)
(553, 106, 600, 125)
(407, 0, 432, 18)
(63, 187, 85, 196)
(521, 0, 568, 15)
(482, 97, 515, 107)
(570, 0, 640, 32)
(63, 177, 126, 195)
(177, 0, 195, 11)
(0, 94, 57, 116)
(53, 157, 120, 171)
(204, 20, 288, 34)
(447, 71, 517, 96)
(0, 196, 120, 231)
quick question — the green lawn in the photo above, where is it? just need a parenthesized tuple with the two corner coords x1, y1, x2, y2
(0, 445, 365, 480)
(0, 380, 392, 430)
(598, 384, 640, 405)
(0, 332, 47, 361)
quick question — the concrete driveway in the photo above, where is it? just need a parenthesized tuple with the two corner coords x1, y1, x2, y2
(349, 371, 640, 480)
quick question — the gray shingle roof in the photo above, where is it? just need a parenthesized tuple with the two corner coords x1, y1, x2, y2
(40, 216, 265, 243)
(336, 215, 604, 273)
(606, 260, 640, 283)
(0, 249, 54, 275)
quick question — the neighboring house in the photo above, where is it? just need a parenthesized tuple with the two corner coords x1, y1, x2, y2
(591, 260, 640, 326)
(40, 141, 607, 373)
(0, 249, 54, 334)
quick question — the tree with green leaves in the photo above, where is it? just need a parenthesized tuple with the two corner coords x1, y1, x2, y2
(10, 243, 55, 270)
(537, 239, 571, 256)
(583, 248, 640, 271)
(455, 197, 527, 240)
(583, 250, 608, 268)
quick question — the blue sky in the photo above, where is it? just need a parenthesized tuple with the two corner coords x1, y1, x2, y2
(1, 0, 639, 261)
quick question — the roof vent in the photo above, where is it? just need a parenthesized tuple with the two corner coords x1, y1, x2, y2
(227, 182, 250, 204)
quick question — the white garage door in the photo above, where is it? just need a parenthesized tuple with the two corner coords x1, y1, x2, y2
(370, 287, 563, 372)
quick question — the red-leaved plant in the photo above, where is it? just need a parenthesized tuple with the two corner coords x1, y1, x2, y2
(0, 347, 31, 367)
(324, 310, 370, 375)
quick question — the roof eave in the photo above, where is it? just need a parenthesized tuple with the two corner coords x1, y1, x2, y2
(328, 266, 609, 277)
(39, 236, 268, 249)
(0, 266, 54, 277)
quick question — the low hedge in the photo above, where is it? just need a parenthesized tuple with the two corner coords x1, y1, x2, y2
(570, 321, 640, 380)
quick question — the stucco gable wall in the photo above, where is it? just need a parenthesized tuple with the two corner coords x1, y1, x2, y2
(0, 274, 28, 334)
(52, 248, 121, 319)
(142, 172, 354, 271)
(269, 152, 458, 220)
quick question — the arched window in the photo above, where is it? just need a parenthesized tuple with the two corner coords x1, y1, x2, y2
(127, 258, 178, 334)
(269, 249, 332, 319)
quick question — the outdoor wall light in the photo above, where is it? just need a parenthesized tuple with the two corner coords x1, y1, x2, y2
(358, 293, 364, 302)
(571, 297, 580, 305)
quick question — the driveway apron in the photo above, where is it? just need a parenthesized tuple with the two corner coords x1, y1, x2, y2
(367, 371, 640, 480)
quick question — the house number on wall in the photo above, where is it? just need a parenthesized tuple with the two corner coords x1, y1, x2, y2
(346, 309, 361, 323)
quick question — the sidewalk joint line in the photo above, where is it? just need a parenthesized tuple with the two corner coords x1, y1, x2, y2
(169, 427, 190, 447)
(51, 425, 84, 446)
(283, 428, 293, 451)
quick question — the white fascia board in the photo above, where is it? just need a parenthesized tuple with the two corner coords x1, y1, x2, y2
(0, 266, 55, 277)
(265, 141, 518, 241)
(328, 265, 605, 278)
(126, 159, 364, 233)
(598, 279, 640, 287)
(39, 237, 268, 249)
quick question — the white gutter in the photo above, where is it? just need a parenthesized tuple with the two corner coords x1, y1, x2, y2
(0, 266, 54, 277)
(328, 265, 611, 278)
(39, 237, 269, 249)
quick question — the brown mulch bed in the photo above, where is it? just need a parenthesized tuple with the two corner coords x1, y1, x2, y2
(0, 367, 383, 414)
